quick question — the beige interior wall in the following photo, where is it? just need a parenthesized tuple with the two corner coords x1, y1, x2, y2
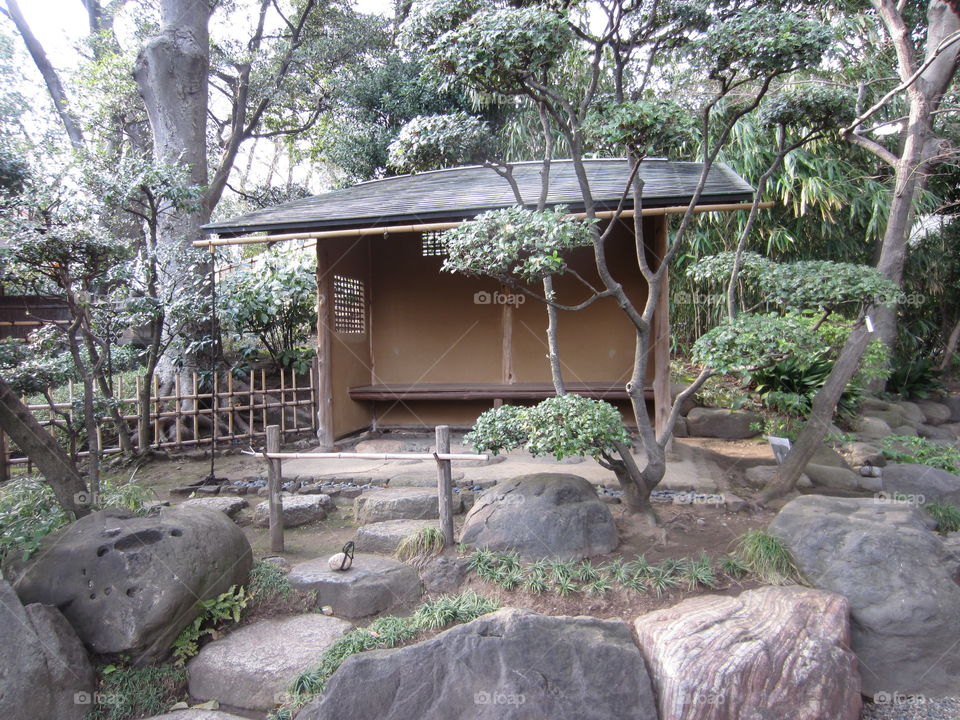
(324, 237, 374, 438)
(358, 218, 662, 430)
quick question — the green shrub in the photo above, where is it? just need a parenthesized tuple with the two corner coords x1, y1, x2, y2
(733, 530, 802, 585)
(85, 664, 186, 720)
(0, 476, 70, 563)
(881, 436, 960, 474)
(171, 586, 247, 666)
(886, 356, 945, 399)
(927, 502, 960, 533)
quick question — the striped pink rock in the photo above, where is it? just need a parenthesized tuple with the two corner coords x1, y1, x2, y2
(634, 586, 861, 720)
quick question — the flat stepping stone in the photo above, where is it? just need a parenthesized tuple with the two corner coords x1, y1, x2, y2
(287, 553, 422, 618)
(387, 470, 465, 487)
(143, 712, 250, 720)
(179, 497, 248, 518)
(353, 487, 462, 524)
(354, 519, 439, 554)
(252, 495, 333, 528)
(187, 614, 353, 712)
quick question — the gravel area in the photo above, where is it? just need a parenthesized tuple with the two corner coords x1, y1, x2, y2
(861, 697, 960, 719)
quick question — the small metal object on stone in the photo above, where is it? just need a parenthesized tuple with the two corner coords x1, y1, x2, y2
(328, 541, 355, 571)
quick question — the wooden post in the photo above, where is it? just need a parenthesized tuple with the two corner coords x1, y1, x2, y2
(0, 430, 8, 484)
(315, 245, 335, 450)
(652, 217, 672, 443)
(266, 424, 284, 553)
(435, 425, 454, 548)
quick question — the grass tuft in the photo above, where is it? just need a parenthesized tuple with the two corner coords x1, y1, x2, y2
(85, 664, 186, 720)
(927, 502, 960, 533)
(395, 526, 446, 565)
(733, 529, 802, 585)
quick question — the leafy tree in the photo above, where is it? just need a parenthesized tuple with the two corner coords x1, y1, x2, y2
(397, 0, 838, 524)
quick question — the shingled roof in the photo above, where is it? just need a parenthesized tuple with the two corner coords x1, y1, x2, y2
(204, 158, 754, 236)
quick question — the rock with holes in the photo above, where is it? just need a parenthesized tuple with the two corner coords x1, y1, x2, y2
(459, 474, 617, 560)
(354, 519, 440, 554)
(252, 495, 332, 528)
(769, 496, 960, 697)
(4, 507, 253, 663)
(180, 496, 249, 518)
(0, 579, 95, 720)
(353, 487, 462, 524)
(187, 614, 353, 711)
(634, 586, 861, 720)
(297, 607, 658, 720)
(287, 553, 422, 618)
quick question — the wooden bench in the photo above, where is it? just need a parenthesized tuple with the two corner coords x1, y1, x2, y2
(347, 382, 653, 402)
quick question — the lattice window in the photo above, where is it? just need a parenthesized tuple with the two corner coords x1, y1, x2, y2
(421, 231, 448, 257)
(333, 275, 365, 334)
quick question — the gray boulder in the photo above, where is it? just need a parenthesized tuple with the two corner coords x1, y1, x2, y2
(894, 401, 926, 423)
(0, 579, 95, 720)
(809, 444, 851, 469)
(6, 507, 252, 663)
(843, 442, 886, 468)
(881, 463, 960, 505)
(354, 519, 439, 554)
(187, 614, 353, 711)
(388, 470, 465, 487)
(943, 395, 960, 423)
(685, 407, 760, 439)
(804, 463, 860, 491)
(917, 400, 952, 426)
(459, 473, 617, 560)
(287, 552, 422, 618)
(180, 496, 248, 518)
(354, 487, 462, 524)
(744, 465, 811, 489)
(253, 495, 331, 528)
(863, 408, 905, 430)
(635, 586, 861, 720)
(769, 496, 960, 696)
(855, 415, 893, 440)
(419, 554, 472, 594)
(298, 608, 658, 720)
(917, 423, 958, 441)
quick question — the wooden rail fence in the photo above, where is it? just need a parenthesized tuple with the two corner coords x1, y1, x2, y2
(0, 362, 320, 482)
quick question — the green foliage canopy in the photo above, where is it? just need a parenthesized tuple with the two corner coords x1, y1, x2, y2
(388, 112, 494, 172)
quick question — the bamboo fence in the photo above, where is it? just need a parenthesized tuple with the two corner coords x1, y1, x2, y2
(0, 361, 319, 481)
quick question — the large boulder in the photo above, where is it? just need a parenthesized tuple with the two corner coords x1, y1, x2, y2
(634, 586, 861, 720)
(943, 395, 960, 423)
(769, 496, 960, 696)
(917, 400, 952, 426)
(917, 423, 957, 441)
(253, 495, 332, 528)
(459, 474, 617, 560)
(0, 579, 95, 720)
(855, 416, 893, 440)
(880, 463, 960, 505)
(744, 465, 811, 489)
(353, 487, 461, 524)
(5, 507, 253, 663)
(684, 407, 760, 439)
(187, 614, 353, 711)
(287, 553, 422, 618)
(804, 463, 860, 491)
(298, 608, 658, 720)
(809, 444, 851, 469)
(354, 519, 439, 554)
(843, 441, 886, 468)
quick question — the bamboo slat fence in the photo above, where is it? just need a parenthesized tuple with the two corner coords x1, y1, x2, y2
(0, 361, 320, 482)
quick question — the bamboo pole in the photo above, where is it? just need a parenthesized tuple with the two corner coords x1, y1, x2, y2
(247, 451, 488, 461)
(435, 425, 455, 548)
(291, 370, 299, 433)
(266, 425, 284, 553)
(175, 374, 183, 448)
(227, 372, 234, 439)
(153, 374, 161, 447)
(193, 202, 775, 248)
(260, 369, 267, 434)
(280, 368, 287, 436)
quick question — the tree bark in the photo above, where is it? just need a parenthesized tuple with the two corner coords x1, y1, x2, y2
(0, 377, 90, 516)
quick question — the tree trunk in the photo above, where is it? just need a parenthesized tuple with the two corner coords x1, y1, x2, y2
(761, 318, 872, 502)
(0, 377, 90, 516)
(542, 275, 565, 395)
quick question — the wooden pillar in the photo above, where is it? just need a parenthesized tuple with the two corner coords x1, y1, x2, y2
(266, 424, 284, 553)
(435, 425, 455, 548)
(652, 217, 672, 441)
(315, 244, 335, 450)
(500, 285, 514, 385)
